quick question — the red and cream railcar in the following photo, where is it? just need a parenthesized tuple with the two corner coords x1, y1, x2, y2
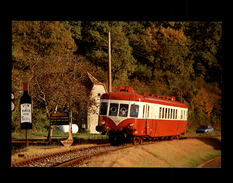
(96, 86, 188, 145)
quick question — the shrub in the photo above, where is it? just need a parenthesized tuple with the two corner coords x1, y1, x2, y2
(11, 108, 49, 133)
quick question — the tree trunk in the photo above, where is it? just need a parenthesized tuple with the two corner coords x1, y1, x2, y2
(46, 105, 53, 142)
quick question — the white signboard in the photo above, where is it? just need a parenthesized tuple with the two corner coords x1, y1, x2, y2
(20, 103, 32, 123)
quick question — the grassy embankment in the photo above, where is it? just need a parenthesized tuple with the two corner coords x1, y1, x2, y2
(85, 137, 221, 167)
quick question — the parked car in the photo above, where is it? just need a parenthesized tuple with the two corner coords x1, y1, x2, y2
(196, 125, 214, 133)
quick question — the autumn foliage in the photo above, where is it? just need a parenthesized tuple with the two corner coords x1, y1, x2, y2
(11, 21, 222, 131)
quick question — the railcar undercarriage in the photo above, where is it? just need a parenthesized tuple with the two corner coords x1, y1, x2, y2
(107, 129, 182, 146)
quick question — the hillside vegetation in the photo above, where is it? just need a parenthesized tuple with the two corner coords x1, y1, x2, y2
(12, 21, 222, 132)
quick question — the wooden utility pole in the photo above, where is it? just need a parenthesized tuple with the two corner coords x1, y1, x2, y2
(108, 31, 112, 92)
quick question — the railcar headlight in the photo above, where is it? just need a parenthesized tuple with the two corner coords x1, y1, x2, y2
(101, 121, 105, 125)
(129, 123, 134, 127)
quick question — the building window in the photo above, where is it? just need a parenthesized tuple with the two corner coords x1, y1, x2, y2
(109, 103, 119, 116)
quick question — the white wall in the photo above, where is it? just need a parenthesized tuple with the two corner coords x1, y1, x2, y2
(87, 84, 106, 134)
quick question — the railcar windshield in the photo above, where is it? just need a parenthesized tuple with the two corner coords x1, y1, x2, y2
(130, 104, 139, 117)
(109, 103, 119, 116)
(119, 104, 129, 117)
(100, 102, 108, 115)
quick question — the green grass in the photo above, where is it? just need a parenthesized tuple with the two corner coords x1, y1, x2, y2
(185, 150, 221, 167)
(185, 127, 221, 137)
(11, 127, 108, 141)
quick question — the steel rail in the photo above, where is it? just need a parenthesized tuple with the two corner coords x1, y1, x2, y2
(56, 145, 132, 167)
(11, 144, 109, 167)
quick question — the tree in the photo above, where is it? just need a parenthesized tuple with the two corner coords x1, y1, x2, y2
(79, 21, 136, 88)
(12, 21, 90, 123)
(11, 21, 223, 131)
(184, 22, 222, 83)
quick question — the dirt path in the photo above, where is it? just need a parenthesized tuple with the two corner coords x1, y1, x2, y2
(80, 137, 221, 167)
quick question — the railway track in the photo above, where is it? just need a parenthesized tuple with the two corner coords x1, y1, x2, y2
(11, 135, 221, 167)
(11, 144, 111, 167)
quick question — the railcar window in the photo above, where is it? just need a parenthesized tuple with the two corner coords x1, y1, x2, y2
(165, 108, 167, 119)
(173, 109, 175, 119)
(147, 105, 150, 118)
(109, 103, 119, 116)
(119, 104, 129, 117)
(181, 110, 183, 119)
(175, 109, 177, 119)
(170, 109, 172, 119)
(100, 102, 108, 115)
(159, 107, 161, 118)
(168, 108, 170, 119)
(130, 104, 139, 117)
(143, 105, 145, 118)
(162, 108, 164, 119)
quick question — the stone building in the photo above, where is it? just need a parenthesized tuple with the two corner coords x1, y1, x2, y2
(87, 72, 107, 133)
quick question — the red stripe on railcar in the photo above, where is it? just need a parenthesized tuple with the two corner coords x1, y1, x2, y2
(98, 116, 187, 137)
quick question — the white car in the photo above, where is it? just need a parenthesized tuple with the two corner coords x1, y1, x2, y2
(196, 125, 214, 133)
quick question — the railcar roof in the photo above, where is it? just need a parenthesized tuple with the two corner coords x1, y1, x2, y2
(101, 91, 188, 108)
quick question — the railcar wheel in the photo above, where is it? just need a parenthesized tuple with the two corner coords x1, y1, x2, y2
(132, 136, 143, 145)
(132, 136, 138, 145)
(109, 132, 119, 146)
(132, 136, 137, 145)
(139, 137, 143, 144)
(176, 135, 180, 140)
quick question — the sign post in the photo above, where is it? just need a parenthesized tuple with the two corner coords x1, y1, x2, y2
(49, 112, 73, 146)
(20, 82, 32, 147)
(60, 111, 73, 147)
(25, 129, 29, 147)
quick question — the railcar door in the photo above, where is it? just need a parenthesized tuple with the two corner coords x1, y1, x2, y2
(145, 104, 151, 136)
